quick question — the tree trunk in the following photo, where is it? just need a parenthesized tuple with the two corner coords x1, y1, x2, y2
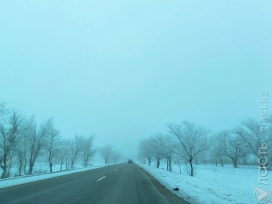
(28, 153, 38, 174)
(166, 158, 169, 171)
(189, 160, 194, 176)
(156, 158, 160, 168)
(148, 158, 151, 165)
(232, 158, 238, 168)
(28, 163, 34, 174)
(1, 169, 6, 178)
(168, 157, 172, 172)
(18, 167, 22, 176)
(220, 159, 224, 167)
(1, 168, 6, 179)
(7, 154, 13, 177)
(48, 152, 53, 172)
(71, 159, 75, 168)
(178, 163, 181, 174)
(18, 158, 23, 176)
(23, 159, 27, 174)
(1, 154, 8, 178)
(60, 159, 63, 171)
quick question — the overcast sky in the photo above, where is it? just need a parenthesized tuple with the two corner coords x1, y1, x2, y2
(0, 0, 271, 158)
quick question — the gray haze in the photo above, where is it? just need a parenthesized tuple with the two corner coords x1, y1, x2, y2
(0, 0, 271, 158)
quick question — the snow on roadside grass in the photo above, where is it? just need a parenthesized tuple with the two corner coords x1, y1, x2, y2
(138, 163, 259, 204)
(0, 163, 119, 189)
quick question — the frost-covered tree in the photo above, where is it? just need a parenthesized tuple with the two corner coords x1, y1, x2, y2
(149, 135, 164, 168)
(0, 107, 24, 178)
(44, 118, 60, 172)
(111, 150, 122, 163)
(235, 118, 268, 158)
(69, 135, 82, 168)
(217, 130, 249, 168)
(100, 144, 113, 164)
(79, 135, 96, 166)
(26, 117, 52, 174)
(167, 121, 210, 176)
(138, 139, 153, 165)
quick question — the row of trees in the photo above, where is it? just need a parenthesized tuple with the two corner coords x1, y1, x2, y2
(99, 144, 123, 164)
(0, 102, 122, 179)
(138, 117, 272, 177)
(138, 121, 210, 176)
(210, 117, 272, 168)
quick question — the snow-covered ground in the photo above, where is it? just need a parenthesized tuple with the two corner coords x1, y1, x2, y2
(0, 162, 120, 189)
(138, 162, 270, 204)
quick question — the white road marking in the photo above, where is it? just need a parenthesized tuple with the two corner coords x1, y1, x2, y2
(96, 176, 106, 182)
(115, 169, 118, 171)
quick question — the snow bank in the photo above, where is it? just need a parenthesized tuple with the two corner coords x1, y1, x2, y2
(0, 163, 119, 189)
(138, 163, 264, 204)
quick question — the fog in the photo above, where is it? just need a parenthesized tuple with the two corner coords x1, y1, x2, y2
(0, 0, 271, 159)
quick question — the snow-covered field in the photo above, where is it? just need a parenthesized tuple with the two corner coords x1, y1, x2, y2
(138, 162, 270, 204)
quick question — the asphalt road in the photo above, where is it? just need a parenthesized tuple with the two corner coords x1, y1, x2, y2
(0, 163, 190, 204)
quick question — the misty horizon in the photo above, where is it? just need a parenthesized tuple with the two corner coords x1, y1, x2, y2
(1, 0, 271, 159)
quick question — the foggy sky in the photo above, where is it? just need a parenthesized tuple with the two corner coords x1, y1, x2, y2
(0, 0, 271, 158)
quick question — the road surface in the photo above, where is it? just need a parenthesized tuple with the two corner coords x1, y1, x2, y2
(0, 163, 190, 204)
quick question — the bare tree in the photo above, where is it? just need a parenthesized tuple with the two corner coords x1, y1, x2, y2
(209, 134, 224, 166)
(0, 108, 24, 178)
(61, 140, 72, 170)
(149, 133, 175, 170)
(211, 138, 225, 167)
(219, 157, 225, 167)
(158, 134, 174, 171)
(56, 140, 68, 171)
(16, 130, 28, 176)
(235, 118, 268, 157)
(26, 117, 51, 174)
(211, 146, 221, 166)
(173, 154, 184, 174)
(79, 135, 96, 166)
(167, 121, 210, 176)
(138, 139, 153, 165)
(217, 130, 249, 168)
(44, 118, 60, 172)
(137, 153, 147, 164)
(149, 135, 164, 168)
(99, 144, 113, 164)
(111, 150, 122, 163)
(69, 135, 82, 168)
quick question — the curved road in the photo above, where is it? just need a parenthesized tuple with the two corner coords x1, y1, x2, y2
(0, 163, 190, 204)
